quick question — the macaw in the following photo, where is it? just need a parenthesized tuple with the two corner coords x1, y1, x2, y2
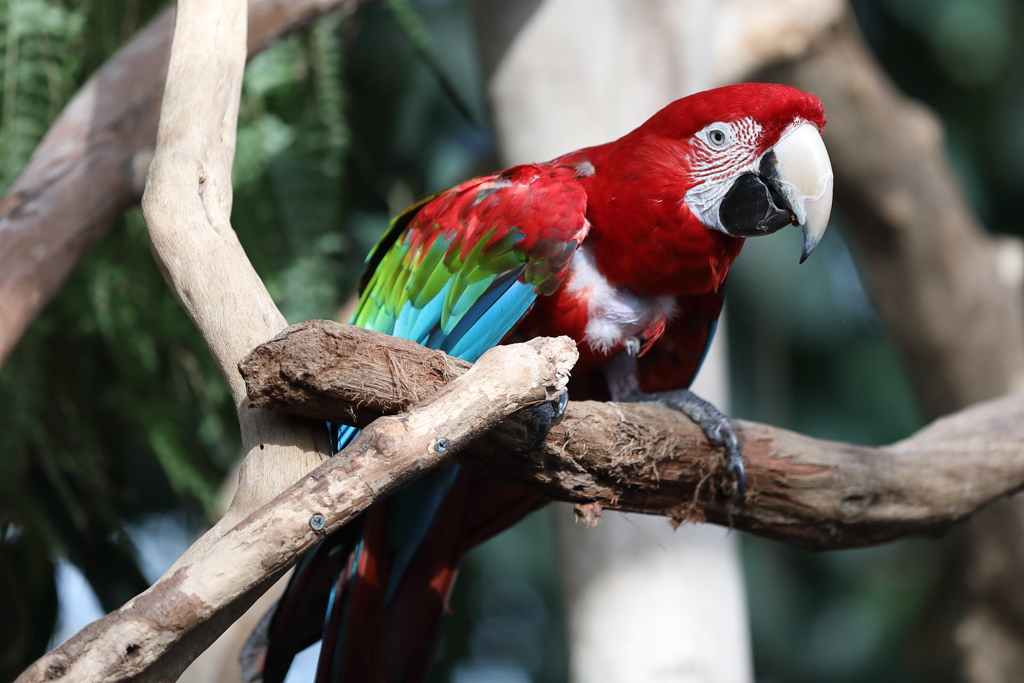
(246, 82, 833, 683)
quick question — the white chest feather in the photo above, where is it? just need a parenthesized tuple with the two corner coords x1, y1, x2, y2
(564, 246, 677, 355)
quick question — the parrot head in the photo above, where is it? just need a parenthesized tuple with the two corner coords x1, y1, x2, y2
(604, 82, 834, 264)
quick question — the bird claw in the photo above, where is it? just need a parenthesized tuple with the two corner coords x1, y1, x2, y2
(553, 390, 569, 419)
(521, 391, 569, 454)
(688, 404, 746, 501)
(719, 426, 746, 501)
(626, 388, 746, 501)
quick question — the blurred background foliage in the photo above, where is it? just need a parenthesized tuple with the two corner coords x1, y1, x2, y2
(0, 0, 1018, 680)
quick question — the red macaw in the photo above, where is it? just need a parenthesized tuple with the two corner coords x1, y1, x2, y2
(246, 82, 833, 683)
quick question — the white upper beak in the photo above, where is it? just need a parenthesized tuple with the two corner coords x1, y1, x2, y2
(772, 122, 834, 262)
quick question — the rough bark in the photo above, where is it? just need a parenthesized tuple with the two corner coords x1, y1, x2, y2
(765, 12, 1024, 682)
(0, 0, 359, 369)
(14, 337, 576, 683)
(240, 319, 1024, 550)
(240, 320, 473, 424)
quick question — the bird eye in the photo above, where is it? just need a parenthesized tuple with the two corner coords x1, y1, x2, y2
(708, 128, 728, 147)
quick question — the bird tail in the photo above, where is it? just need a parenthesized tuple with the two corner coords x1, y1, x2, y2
(248, 468, 545, 683)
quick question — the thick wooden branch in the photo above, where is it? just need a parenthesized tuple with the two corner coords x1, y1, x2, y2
(15, 337, 575, 683)
(242, 319, 1024, 550)
(0, 0, 359, 368)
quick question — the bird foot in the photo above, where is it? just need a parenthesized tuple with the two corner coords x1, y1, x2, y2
(521, 391, 569, 454)
(623, 388, 745, 500)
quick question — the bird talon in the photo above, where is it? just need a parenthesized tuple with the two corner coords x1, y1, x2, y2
(553, 390, 569, 419)
(625, 386, 746, 501)
(726, 450, 746, 501)
(720, 431, 745, 501)
(520, 392, 569, 455)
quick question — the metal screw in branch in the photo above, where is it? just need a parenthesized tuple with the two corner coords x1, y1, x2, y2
(435, 438, 450, 454)
(309, 514, 326, 532)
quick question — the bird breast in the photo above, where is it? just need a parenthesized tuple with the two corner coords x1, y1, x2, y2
(563, 246, 677, 356)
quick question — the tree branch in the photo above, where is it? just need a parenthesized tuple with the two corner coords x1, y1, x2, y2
(21, 310, 1024, 681)
(765, 12, 1024, 680)
(241, 319, 1024, 550)
(14, 337, 575, 683)
(0, 0, 360, 369)
(135, 0, 361, 573)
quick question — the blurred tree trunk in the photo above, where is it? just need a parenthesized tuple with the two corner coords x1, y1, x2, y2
(473, 0, 841, 679)
(763, 12, 1024, 683)
(0, 0, 358, 370)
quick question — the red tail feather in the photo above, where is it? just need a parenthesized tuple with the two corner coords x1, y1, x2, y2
(325, 471, 545, 683)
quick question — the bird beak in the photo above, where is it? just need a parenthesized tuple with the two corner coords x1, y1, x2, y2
(770, 122, 834, 263)
(715, 122, 834, 261)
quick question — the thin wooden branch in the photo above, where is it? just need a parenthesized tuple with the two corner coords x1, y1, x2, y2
(241, 319, 1024, 550)
(0, 0, 359, 369)
(14, 337, 575, 683)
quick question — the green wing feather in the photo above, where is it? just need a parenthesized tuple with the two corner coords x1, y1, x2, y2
(352, 164, 589, 361)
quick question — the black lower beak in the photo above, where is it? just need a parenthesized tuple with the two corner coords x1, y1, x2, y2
(718, 152, 795, 238)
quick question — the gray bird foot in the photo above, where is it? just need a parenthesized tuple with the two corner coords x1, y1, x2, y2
(625, 388, 745, 500)
(522, 391, 569, 454)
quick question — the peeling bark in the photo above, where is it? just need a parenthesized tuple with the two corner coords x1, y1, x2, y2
(241, 319, 1024, 550)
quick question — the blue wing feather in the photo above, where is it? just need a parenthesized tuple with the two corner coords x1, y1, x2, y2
(445, 280, 536, 359)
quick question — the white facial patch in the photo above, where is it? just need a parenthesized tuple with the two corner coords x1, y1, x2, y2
(683, 117, 764, 232)
(565, 246, 677, 354)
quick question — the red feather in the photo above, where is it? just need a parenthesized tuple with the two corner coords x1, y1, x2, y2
(327, 474, 546, 683)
